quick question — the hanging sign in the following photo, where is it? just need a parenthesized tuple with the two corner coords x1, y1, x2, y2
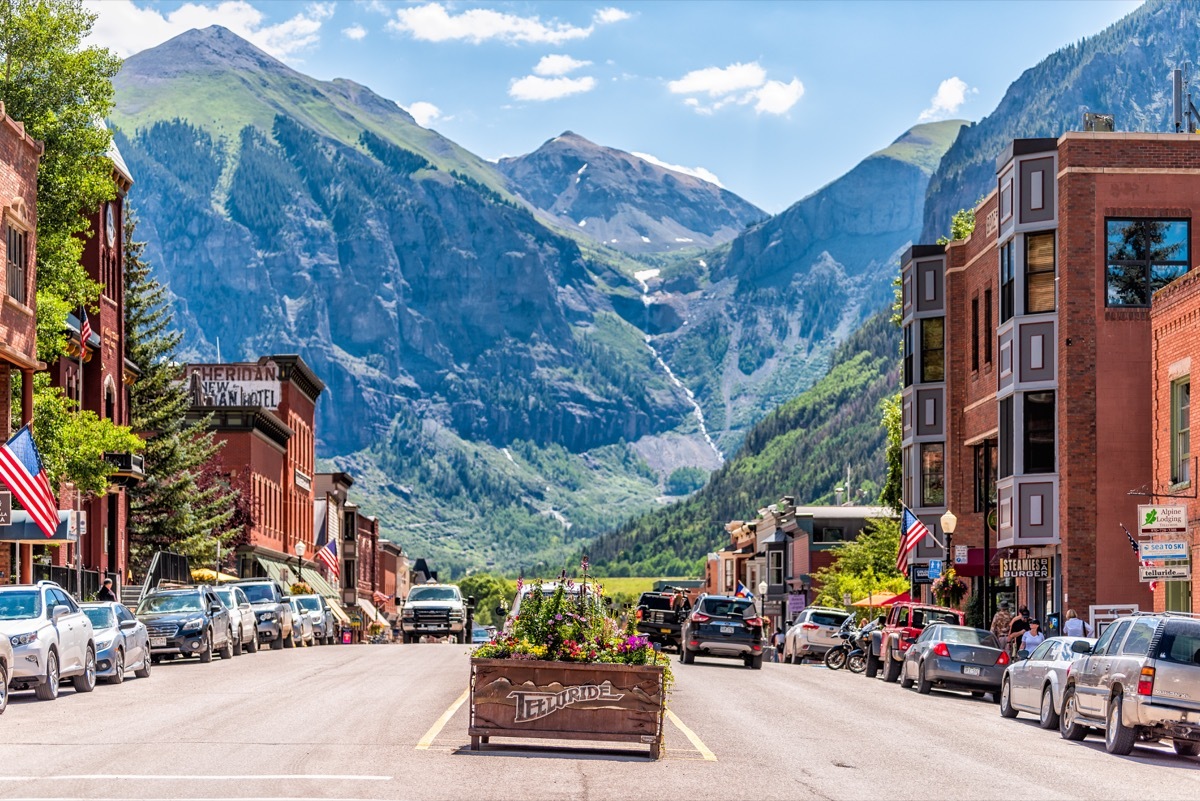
(1139, 540, 1189, 560)
(1000, 557, 1050, 578)
(1140, 564, 1192, 582)
(1137, 505, 1188, 538)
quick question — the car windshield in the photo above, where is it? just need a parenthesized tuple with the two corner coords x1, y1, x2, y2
(83, 607, 116, 629)
(296, 597, 322, 612)
(408, 587, 459, 602)
(700, 598, 754, 618)
(0, 590, 42, 620)
(238, 584, 278, 604)
(639, 595, 674, 611)
(940, 627, 999, 647)
(1155, 619, 1200, 665)
(214, 590, 237, 608)
(138, 592, 204, 614)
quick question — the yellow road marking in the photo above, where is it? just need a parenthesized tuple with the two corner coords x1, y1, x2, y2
(666, 710, 717, 761)
(416, 688, 470, 750)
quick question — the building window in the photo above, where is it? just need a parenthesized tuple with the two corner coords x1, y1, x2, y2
(768, 550, 783, 586)
(1106, 219, 1189, 306)
(999, 397, 1014, 478)
(920, 443, 944, 507)
(1025, 231, 1055, 313)
(902, 445, 913, 507)
(984, 289, 993, 364)
(971, 297, 979, 371)
(814, 527, 844, 544)
(903, 325, 913, 388)
(1024, 391, 1056, 474)
(920, 317, 944, 383)
(723, 559, 733, 593)
(999, 241, 1015, 323)
(1166, 577, 1192, 614)
(1173, 378, 1191, 485)
(973, 441, 997, 513)
(5, 224, 27, 305)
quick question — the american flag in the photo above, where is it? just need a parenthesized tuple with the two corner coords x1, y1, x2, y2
(373, 590, 393, 604)
(898, 507, 931, 574)
(1122, 523, 1158, 592)
(316, 538, 339, 577)
(79, 307, 92, 352)
(0, 426, 60, 538)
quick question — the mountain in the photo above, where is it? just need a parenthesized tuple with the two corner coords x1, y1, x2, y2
(639, 120, 963, 453)
(590, 309, 899, 576)
(923, 0, 1199, 240)
(496, 132, 765, 254)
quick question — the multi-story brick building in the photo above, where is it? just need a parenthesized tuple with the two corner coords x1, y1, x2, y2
(0, 106, 44, 585)
(902, 130, 1200, 628)
(1150, 267, 1199, 614)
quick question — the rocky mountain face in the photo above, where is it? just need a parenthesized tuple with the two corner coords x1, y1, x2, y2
(923, 0, 1199, 241)
(497, 132, 764, 254)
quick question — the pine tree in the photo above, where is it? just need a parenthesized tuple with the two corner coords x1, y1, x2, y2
(123, 210, 242, 572)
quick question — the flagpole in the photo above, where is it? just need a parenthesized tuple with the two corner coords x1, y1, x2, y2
(76, 322, 83, 598)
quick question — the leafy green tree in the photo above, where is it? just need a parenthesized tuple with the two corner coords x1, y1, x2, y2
(811, 519, 909, 607)
(936, 206, 977, 245)
(665, 466, 708, 496)
(878, 393, 902, 513)
(124, 211, 240, 570)
(457, 573, 516, 627)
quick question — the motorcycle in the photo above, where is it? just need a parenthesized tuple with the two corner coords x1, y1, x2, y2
(824, 625, 870, 673)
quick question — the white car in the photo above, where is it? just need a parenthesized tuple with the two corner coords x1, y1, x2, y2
(214, 586, 259, 655)
(0, 581, 96, 700)
(0, 627, 12, 714)
(782, 607, 852, 663)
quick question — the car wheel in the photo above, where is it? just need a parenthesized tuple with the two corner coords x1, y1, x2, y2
(233, 627, 243, 656)
(1060, 686, 1088, 740)
(134, 652, 151, 679)
(899, 660, 914, 689)
(284, 628, 296, 648)
(0, 662, 8, 714)
(108, 648, 125, 685)
(219, 627, 234, 660)
(999, 678, 1018, 718)
(1039, 685, 1060, 730)
(1173, 740, 1200, 757)
(681, 646, 695, 665)
(882, 652, 902, 683)
(916, 661, 932, 695)
(247, 631, 259, 653)
(271, 636, 284, 650)
(865, 648, 881, 679)
(1105, 693, 1138, 755)
(72, 646, 96, 693)
(198, 631, 213, 664)
(34, 649, 59, 701)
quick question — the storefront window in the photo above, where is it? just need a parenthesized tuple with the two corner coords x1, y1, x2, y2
(920, 443, 944, 508)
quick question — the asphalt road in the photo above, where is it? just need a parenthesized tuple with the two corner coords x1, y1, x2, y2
(0, 643, 1198, 800)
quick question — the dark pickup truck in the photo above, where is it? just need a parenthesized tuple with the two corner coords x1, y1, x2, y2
(635, 591, 688, 651)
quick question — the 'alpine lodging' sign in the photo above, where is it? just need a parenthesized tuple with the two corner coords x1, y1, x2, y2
(1137, 505, 1188, 538)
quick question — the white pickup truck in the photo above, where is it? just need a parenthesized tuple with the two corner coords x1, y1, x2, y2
(400, 584, 467, 643)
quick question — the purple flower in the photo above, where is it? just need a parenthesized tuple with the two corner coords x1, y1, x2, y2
(555, 614, 563, 621)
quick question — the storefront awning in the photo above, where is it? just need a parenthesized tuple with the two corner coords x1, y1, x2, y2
(300, 568, 337, 599)
(254, 556, 287, 586)
(327, 597, 351, 625)
(357, 597, 383, 624)
(0, 511, 74, 543)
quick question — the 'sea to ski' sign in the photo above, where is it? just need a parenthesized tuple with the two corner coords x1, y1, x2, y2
(1139, 539, 1189, 560)
(509, 681, 625, 723)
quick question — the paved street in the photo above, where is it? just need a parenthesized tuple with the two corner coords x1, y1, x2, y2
(0, 644, 1198, 800)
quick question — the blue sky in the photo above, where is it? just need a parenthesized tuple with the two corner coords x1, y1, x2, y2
(87, 0, 1143, 213)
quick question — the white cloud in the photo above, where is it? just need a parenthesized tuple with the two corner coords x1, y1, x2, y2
(388, 2, 593, 45)
(343, 24, 367, 41)
(85, 0, 334, 59)
(509, 74, 597, 102)
(404, 101, 443, 127)
(594, 7, 632, 24)
(534, 54, 591, 76)
(632, 152, 725, 188)
(668, 61, 803, 116)
(919, 76, 976, 122)
(668, 62, 766, 97)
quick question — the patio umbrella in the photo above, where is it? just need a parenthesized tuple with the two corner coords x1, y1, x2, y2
(852, 591, 897, 607)
(191, 567, 238, 582)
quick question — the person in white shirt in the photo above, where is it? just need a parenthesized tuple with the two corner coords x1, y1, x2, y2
(1021, 619, 1046, 651)
(1062, 608, 1093, 637)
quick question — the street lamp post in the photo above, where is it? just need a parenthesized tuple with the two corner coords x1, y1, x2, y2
(939, 509, 957, 574)
(757, 580, 768, 627)
(294, 541, 306, 589)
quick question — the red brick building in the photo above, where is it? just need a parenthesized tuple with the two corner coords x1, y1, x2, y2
(0, 106, 43, 585)
(1150, 268, 1199, 614)
(902, 131, 1200, 628)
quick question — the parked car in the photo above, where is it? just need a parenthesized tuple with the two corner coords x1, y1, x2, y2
(782, 606, 851, 663)
(288, 598, 315, 647)
(634, 591, 687, 651)
(471, 625, 492, 645)
(999, 635, 1096, 728)
(232, 579, 294, 650)
(679, 594, 766, 669)
(900, 624, 1008, 701)
(80, 602, 152, 684)
(0, 581, 96, 700)
(136, 586, 233, 663)
(867, 601, 964, 682)
(214, 585, 259, 655)
(1060, 612, 1200, 757)
(291, 594, 335, 645)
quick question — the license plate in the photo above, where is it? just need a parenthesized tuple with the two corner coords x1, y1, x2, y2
(660, 628, 672, 634)
(962, 665, 981, 676)
(150, 637, 167, 648)
(720, 626, 735, 634)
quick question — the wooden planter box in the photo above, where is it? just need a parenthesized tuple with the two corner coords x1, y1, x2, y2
(469, 658, 666, 759)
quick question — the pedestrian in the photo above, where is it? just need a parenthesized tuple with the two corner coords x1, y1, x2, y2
(989, 601, 1013, 653)
(96, 578, 117, 602)
(1061, 608, 1093, 637)
(771, 626, 785, 663)
(1021, 619, 1046, 652)
(1008, 606, 1030, 655)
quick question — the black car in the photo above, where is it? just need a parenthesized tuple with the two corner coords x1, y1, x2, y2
(136, 586, 234, 663)
(679, 594, 766, 669)
(635, 591, 688, 651)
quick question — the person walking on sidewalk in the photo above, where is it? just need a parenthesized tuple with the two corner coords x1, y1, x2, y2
(990, 601, 1013, 653)
(1008, 607, 1031, 655)
(96, 578, 117, 603)
(1062, 609, 1093, 637)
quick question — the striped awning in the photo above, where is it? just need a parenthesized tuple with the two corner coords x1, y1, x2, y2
(357, 598, 383, 624)
(326, 597, 351, 625)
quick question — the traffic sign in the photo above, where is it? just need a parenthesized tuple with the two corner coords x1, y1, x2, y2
(954, 545, 968, 565)
(1138, 505, 1188, 538)
(928, 559, 943, 581)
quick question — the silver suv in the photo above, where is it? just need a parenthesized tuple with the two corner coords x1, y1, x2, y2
(1060, 612, 1200, 757)
(0, 582, 96, 700)
(782, 607, 851, 663)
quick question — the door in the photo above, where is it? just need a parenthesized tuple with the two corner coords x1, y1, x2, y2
(1077, 620, 1129, 717)
(117, 605, 144, 666)
(51, 589, 84, 671)
(208, 591, 229, 645)
(1014, 640, 1054, 710)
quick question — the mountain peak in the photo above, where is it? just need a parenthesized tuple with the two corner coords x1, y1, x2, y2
(123, 25, 289, 81)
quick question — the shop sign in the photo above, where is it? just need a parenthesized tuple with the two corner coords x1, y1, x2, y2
(1000, 557, 1050, 578)
(184, 361, 281, 409)
(911, 564, 931, 585)
(1139, 539, 1189, 560)
(1140, 564, 1192, 582)
(0, 491, 11, 525)
(1137, 505, 1188, 538)
(786, 593, 807, 616)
